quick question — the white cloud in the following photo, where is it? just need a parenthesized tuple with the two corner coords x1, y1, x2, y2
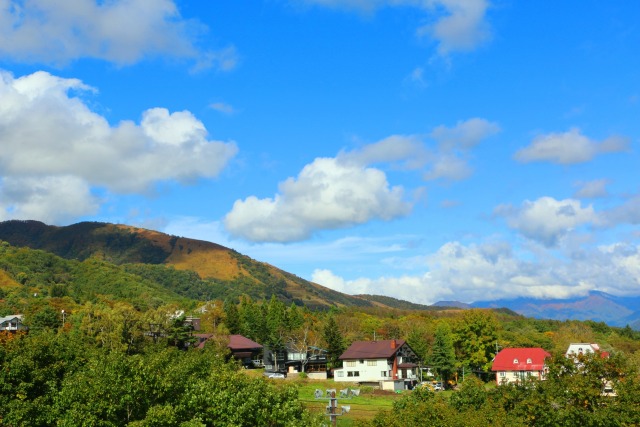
(209, 102, 237, 115)
(430, 117, 500, 150)
(339, 135, 428, 169)
(0, 176, 100, 224)
(224, 157, 411, 242)
(495, 197, 599, 247)
(0, 0, 236, 68)
(224, 119, 498, 242)
(296, 0, 492, 54)
(423, 154, 472, 181)
(425, 117, 500, 181)
(514, 128, 630, 164)
(0, 70, 237, 223)
(312, 240, 640, 305)
(574, 179, 610, 199)
(603, 194, 640, 226)
(418, 0, 492, 54)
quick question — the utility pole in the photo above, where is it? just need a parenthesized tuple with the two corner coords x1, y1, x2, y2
(324, 390, 350, 426)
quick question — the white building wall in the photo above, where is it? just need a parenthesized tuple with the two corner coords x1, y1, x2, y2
(565, 343, 598, 358)
(496, 370, 544, 385)
(334, 358, 390, 382)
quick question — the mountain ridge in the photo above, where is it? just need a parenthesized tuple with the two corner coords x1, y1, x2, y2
(470, 291, 640, 329)
(0, 220, 373, 309)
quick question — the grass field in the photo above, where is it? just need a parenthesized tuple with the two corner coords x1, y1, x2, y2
(244, 369, 456, 425)
(295, 378, 401, 425)
(245, 370, 404, 425)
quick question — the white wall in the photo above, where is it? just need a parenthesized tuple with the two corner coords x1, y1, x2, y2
(334, 358, 390, 382)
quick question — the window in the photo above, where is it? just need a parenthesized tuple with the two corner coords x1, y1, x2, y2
(526, 358, 532, 364)
(346, 361, 356, 367)
(499, 372, 506, 377)
(381, 371, 387, 377)
(359, 359, 364, 364)
(337, 371, 344, 377)
(367, 360, 377, 366)
(513, 358, 519, 364)
(347, 371, 360, 377)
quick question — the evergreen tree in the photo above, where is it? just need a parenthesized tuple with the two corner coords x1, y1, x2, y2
(266, 295, 287, 348)
(287, 303, 304, 330)
(223, 299, 241, 335)
(323, 315, 345, 368)
(430, 322, 456, 387)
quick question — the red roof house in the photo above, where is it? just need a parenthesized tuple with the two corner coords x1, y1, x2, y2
(491, 347, 551, 386)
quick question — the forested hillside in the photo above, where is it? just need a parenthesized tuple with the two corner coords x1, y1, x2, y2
(0, 220, 376, 309)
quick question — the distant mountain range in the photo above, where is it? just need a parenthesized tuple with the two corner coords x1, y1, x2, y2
(467, 291, 640, 330)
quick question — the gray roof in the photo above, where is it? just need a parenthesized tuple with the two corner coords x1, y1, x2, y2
(0, 314, 23, 323)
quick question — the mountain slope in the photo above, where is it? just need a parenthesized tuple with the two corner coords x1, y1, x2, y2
(0, 220, 372, 309)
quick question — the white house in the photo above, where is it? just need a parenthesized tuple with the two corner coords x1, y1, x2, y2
(0, 315, 27, 332)
(491, 347, 551, 386)
(333, 339, 418, 391)
(565, 343, 605, 359)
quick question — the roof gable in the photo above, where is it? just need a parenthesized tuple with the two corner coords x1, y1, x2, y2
(565, 343, 599, 355)
(0, 315, 23, 324)
(339, 339, 408, 360)
(228, 334, 263, 351)
(491, 348, 551, 372)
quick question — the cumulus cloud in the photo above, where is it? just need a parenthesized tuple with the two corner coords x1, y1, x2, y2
(312, 240, 640, 305)
(0, 176, 100, 224)
(0, 0, 236, 68)
(224, 118, 497, 243)
(514, 128, 630, 164)
(495, 197, 599, 247)
(0, 70, 237, 223)
(296, 0, 492, 54)
(224, 157, 411, 242)
(425, 117, 500, 181)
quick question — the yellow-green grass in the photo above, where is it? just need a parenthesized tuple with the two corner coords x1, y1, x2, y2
(250, 371, 404, 424)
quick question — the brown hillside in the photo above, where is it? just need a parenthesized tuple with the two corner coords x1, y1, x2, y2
(0, 220, 380, 309)
(117, 225, 245, 281)
(0, 270, 19, 289)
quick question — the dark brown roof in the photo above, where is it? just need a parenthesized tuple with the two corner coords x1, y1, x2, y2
(339, 339, 406, 360)
(193, 334, 263, 350)
(398, 362, 418, 369)
(228, 334, 263, 351)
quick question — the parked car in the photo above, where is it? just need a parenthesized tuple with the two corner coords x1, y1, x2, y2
(266, 372, 286, 379)
(433, 382, 444, 391)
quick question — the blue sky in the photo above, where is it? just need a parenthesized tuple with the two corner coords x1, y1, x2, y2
(1, 1, 639, 305)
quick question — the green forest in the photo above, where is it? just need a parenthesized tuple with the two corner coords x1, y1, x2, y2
(2, 240, 640, 426)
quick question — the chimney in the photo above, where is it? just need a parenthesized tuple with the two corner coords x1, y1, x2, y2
(391, 339, 396, 349)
